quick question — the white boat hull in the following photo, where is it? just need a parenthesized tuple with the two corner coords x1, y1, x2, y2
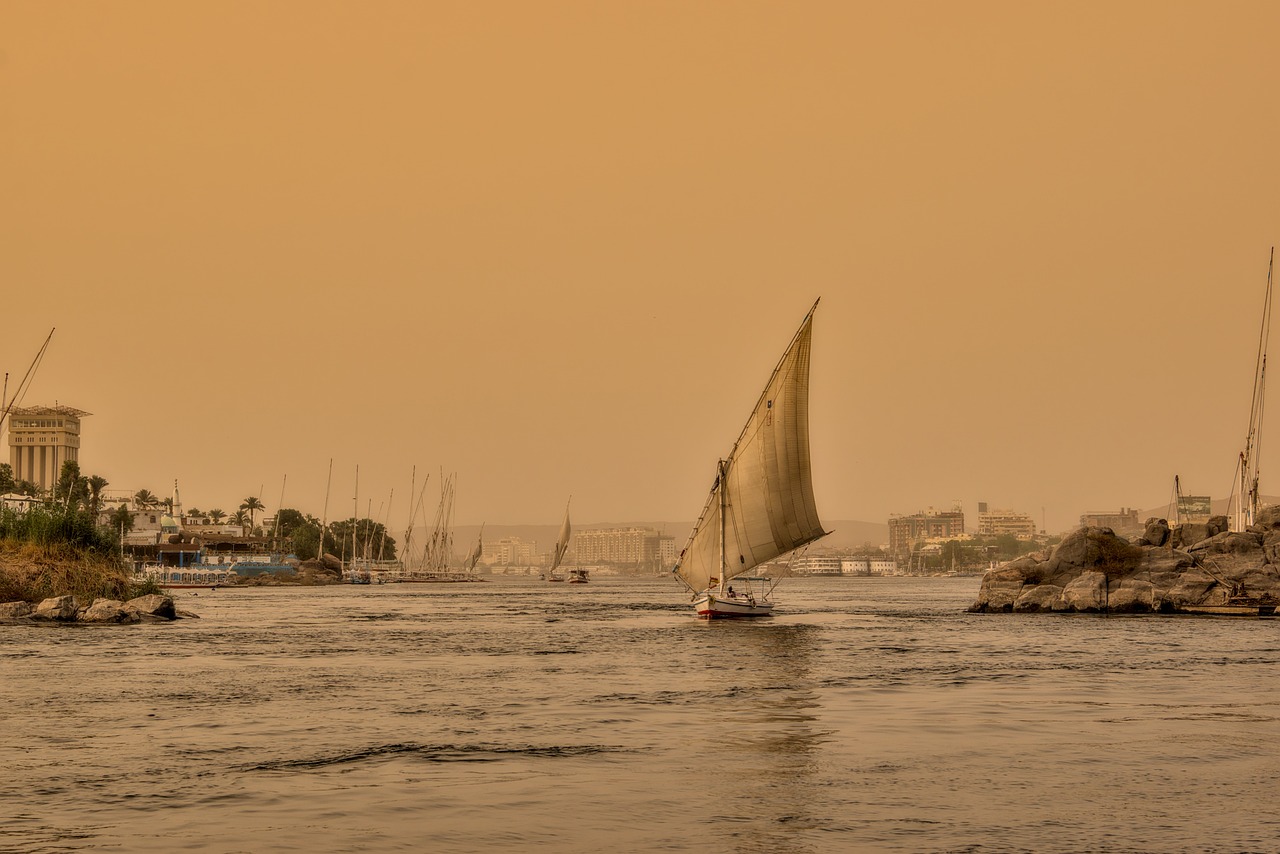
(694, 590, 774, 618)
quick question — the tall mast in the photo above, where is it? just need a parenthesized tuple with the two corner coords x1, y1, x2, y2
(1236, 247, 1274, 531)
(319, 458, 333, 560)
(717, 459, 727, 595)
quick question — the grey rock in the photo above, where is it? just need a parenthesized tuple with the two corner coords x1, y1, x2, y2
(32, 595, 80, 621)
(124, 594, 177, 620)
(1062, 572, 1107, 612)
(1014, 584, 1063, 612)
(1108, 579, 1156, 613)
(1171, 523, 1210, 549)
(1142, 518, 1170, 547)
(80, 599, 140, 624)
(1207, 515, 1230, 536)
(0, 602, 34, 619)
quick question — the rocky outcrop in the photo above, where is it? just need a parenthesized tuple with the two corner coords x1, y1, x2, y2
(0, 594, 189, 624)
(970, 519, 1280, 615)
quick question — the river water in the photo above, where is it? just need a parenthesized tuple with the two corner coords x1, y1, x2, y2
(2, 576, 1277, 853)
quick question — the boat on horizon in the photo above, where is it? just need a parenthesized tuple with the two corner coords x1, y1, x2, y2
(543, 500, 571, 582)
(672, 299, 828, 618)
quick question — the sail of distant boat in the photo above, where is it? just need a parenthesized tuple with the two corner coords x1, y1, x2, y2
(465, 525, 484, 572)
(673, 299, 827, 613)
(547, 501, 571, 580)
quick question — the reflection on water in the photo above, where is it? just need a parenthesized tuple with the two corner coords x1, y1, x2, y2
(2, 576, 1278, 853)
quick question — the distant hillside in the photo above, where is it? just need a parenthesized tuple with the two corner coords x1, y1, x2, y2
(448, 519, 889, 555)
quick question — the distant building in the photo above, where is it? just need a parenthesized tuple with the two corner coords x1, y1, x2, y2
(888, 507, 966, 556)
(976, 507, 1037, 538)
(6, 405, 89, 492)
(839, 557, 899, 576)
(789, 554, 843, 575)
(482, 537, 539, 566)
(1079, 508, 1141, 535)
(0, 493, 37, 514)
(573, 527, 662, 566)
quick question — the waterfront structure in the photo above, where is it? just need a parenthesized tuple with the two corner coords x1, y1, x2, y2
(573, 526, 663, 566)
(888, 507, 966, 556)
(6, 405, 88, 493)
(1079, 508, 1141, 536)
(976, 505, 1038, 538)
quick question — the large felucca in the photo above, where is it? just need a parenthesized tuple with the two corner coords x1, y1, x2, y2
(672, 299, 828, 617)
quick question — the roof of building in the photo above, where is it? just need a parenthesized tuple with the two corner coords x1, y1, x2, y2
(8, 405, 91, 417)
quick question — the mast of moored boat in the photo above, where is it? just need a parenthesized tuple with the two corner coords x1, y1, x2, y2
(717, 458, 727, 596)
(319, 458, 333, 562)
(1235, 247, 1274, 531)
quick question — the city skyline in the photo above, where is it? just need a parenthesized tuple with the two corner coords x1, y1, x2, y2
(4, 3, 1280, 532)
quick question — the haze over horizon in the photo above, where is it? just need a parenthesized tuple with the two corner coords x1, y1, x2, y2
(4, 2, 1280, 531)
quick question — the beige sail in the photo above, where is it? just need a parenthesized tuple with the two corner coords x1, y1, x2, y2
(674, 303, 826, 594)
(550, 502, 572, 574)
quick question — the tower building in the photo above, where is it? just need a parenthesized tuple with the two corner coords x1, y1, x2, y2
(6, 405, 89, 492)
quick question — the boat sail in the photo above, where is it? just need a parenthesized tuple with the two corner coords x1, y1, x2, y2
(1230, 247, 1274, 532)
(673, 299, 828, 617)
(544, 501, 571, 582)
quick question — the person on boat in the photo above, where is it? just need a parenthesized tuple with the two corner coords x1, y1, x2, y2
(727, 585, 735, 597)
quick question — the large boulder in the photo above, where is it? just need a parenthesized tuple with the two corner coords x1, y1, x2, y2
(1171, 523, 1210, 549)
(1252, 505, 1280, 529)
(32, 595, 80, 621)
(968, 560, 1032, 612)
(1014, 584, 1063, 612)
(1062, 572, 1107, 612)
(1108, 579, 1156, 613)
(1142, 518, 1170, 547)
(0, 602, 33, 619)
(80, 599, 141, 624)
(124, 594, 177, 620)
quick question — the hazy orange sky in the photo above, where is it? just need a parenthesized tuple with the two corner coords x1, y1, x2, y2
(3, 2, 1280, 532)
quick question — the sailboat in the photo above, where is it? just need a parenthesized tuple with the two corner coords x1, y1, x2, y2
(544, 500, 571, 582)
(672, 299, 828, 617)
(1230, 247, 1274, 532)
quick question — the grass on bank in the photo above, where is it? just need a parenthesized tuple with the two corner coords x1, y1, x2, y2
(0, 506, 162, 604)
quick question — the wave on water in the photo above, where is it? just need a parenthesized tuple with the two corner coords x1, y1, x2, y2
(239, 742, 623, 772)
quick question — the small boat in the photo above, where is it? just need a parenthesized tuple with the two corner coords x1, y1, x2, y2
(566, 568, 589, 584)
(672, 300, 828, 617)
(543, 500, 571, 582)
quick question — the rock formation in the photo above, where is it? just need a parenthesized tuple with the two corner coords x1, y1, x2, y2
(2, 594, 192, 624)
(970, 509, 1280, 615)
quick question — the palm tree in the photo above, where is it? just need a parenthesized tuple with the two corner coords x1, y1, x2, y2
(229, 509, 250, 535)
(241, 496, 265, 532)
(208, 508, 226, 523)
(86, 475, 109, 518)
(133, 489, 158, 510)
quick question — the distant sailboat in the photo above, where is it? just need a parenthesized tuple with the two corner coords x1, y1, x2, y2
(672, 299, 828, 617)
(465, 525, 484, 574)
(544, 500, 571, 582)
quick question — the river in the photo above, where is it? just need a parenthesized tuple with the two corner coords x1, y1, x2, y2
(2, 576, 1277, 853)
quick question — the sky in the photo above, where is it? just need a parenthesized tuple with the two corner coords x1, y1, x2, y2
(3, 1, 1280, 532)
